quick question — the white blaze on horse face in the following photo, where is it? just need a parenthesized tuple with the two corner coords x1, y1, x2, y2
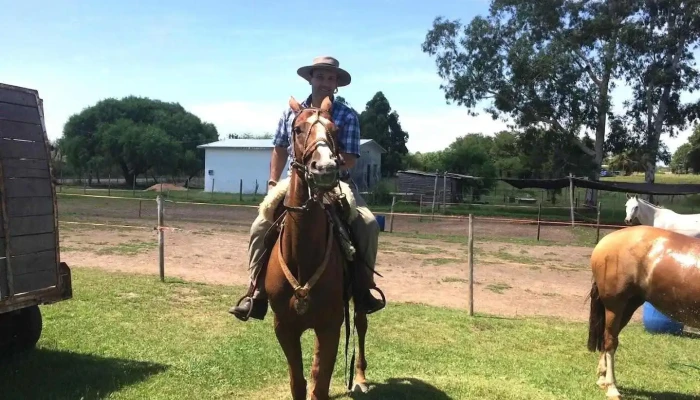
(308, 114, 335, 171)
(624, 197, 638, 224)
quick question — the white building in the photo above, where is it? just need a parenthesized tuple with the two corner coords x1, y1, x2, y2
(197, 138, 385, 194)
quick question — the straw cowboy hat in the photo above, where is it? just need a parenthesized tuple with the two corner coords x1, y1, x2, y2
(297, 56, 352, 87)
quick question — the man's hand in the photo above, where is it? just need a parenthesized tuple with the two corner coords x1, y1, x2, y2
(267, 180, 277, 192)
(339, 152, 356, 170)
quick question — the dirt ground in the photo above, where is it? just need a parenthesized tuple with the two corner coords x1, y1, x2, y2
(56, 203, 633, 323)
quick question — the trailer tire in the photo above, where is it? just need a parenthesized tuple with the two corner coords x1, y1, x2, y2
(16, 305, 42, 351)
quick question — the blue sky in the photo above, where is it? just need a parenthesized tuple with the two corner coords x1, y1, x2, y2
(1, 0, 696, 156)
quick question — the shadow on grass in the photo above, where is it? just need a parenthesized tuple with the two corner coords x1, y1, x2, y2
(619, 386, 700, 400)
(0, 348, 168, 399)
(332, 377, 454, 400)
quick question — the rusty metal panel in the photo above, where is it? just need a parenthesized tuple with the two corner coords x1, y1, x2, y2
(10, 250, 57, 275)
(0, 83, 62, 301)
(0, 102, 42, 125)
(0, 138, 47, 160)
(0, 86, 38, 107)
(6, 196, 54, 218)
(9, 233, 56, 256)
(13, 269, 57, 295)
(0, 119, 44, 141)
(8, 215, 55, 236)
(4, 177, 53, 198)
(0, 258, 7, 300)
(1, 158, 50, 179)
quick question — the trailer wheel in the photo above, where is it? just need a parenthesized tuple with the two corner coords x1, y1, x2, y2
(15, 305, 42, 351)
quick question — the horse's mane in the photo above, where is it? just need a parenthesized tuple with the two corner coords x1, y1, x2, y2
(635, 197, 665, 209)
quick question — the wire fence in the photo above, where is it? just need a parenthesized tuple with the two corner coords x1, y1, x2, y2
(55, 193, 620, 322)
(57, 191, 622, 248)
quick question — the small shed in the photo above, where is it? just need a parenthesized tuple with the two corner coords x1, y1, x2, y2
(197, 138, 385, 194)
(396, 170, 481, 204)
(350, 139, 386, 191)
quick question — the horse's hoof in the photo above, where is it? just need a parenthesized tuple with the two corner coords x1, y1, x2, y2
(596, 377, 607, 389)
(352, 382, 369, 393)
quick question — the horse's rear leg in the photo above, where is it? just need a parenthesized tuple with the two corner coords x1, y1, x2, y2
(309, 327, 341, 400)
(600, 308, 623, 400)
(597, 297, 642, 398)
(352, 311, 369, 393)
(274, 323, 307, 400)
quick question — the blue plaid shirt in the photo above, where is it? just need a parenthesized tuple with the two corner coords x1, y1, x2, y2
(273, 95, 360, 179)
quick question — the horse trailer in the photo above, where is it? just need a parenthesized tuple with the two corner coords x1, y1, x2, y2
(0, 83, 72, 353)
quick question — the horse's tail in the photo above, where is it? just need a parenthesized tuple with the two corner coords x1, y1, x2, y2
(587, 281, 605, 352)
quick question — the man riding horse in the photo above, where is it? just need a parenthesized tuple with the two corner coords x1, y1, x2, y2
(229, 56, 386, 321)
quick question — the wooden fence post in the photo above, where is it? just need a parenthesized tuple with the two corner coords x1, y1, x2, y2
(157, 195, 165, 282)
(419, 194, 423, 222)
(468, 213, 474, 316)
(389, 195, 396, 233)
(569, 173, 574, 227)
(431, 170, 438, 221)
(537, 203, 542, 241)
(595, 202, 602, 244)
(442, 173, 447, 214)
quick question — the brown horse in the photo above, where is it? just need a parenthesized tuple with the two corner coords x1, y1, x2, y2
(587, 224, 700, 400)
(264, 96, 370, 400)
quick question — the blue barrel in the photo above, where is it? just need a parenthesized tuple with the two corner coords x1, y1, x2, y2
(642, 302, 683, 335)
(375, 215, 385, 232)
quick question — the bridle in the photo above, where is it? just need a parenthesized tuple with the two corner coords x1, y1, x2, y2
(283, 106, 341, 213)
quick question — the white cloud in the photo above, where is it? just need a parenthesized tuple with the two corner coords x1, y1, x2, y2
(400, 107, 511, 153)
(186, 101, 287, 137)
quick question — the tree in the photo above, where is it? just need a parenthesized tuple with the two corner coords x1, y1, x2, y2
(489, 131, 523, 177)
(358, 92, 409, 176)
(669, 143, 691, 173)
(615, 0, 700, 189)
(421, 0, 636, 203)
(59, 96, 218, 187)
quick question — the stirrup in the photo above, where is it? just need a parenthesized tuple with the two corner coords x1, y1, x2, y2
(367, 287, 386, 314)
(229, 294, 255, 321)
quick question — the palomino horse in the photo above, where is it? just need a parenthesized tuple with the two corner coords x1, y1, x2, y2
(624, 194, 700, 237)
(265, 96, 370, 400)
(587, 224, 700, 400)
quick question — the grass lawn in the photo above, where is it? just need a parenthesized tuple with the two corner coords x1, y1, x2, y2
(0, 269, 697, 399)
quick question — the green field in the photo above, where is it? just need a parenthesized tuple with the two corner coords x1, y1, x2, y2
(0, 269, 697, 399)
(55, 172, 700, 226)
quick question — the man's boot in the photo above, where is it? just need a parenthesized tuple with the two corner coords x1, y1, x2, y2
(355, 286, 386, 314)
(352, 260, 386, 315)
(229, 283, 268, 321)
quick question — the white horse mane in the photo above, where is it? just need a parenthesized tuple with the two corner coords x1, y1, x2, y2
(631, 196, 665, 209)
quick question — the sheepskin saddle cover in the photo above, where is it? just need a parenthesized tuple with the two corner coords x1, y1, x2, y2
(258, 177, 358, 223)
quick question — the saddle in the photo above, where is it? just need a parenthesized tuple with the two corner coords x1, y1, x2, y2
(254, 178, 360, 299)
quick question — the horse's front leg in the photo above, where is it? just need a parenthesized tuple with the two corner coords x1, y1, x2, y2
(274, 320, 307, 400)
(309, 327, 341, 400)
(352, 311, 369, 393)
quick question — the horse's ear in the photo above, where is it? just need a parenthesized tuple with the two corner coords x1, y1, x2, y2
(626, 193, 631, 199)
(320, 96, 332, 112)
(289, 96, 302, 113)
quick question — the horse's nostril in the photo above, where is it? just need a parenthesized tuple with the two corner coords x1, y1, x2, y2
(311, 161, 317, 170)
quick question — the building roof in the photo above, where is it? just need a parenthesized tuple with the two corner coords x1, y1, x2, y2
(198, 138, 385, 152)
(398, 170, 482, 180)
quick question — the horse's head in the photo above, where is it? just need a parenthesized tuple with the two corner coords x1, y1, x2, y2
(624, 193, 639, 225)
(288, 96, 340, 193)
